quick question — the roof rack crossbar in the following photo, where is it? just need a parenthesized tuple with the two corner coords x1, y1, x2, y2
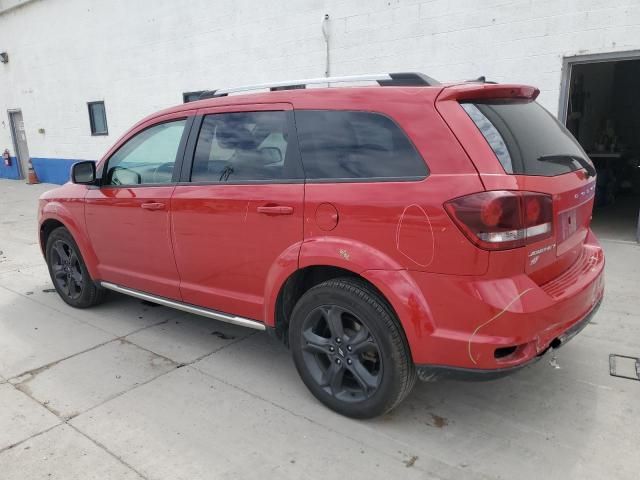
(210, 72, 439, 97)
(198, 90, 220, 99)
(379, 72, 440, 87)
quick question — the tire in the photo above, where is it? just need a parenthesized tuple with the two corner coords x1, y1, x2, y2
(289, 277, 416, 419)
(45, 227, 106, 308)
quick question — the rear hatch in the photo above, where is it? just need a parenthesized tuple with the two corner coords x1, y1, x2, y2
(436, 83, 596, 283)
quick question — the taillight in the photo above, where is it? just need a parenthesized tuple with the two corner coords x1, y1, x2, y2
(444, 191, 553, 250)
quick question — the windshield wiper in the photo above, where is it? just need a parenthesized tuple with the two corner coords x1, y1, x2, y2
(537, 154, 596, 178)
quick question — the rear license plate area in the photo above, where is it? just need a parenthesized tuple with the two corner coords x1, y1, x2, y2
(558, 208, 578, 243)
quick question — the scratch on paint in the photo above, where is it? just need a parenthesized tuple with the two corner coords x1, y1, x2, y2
(468, 288, 533, 365)
(395, 204, 435, 267)
(243, 202, 249, 223)
(339, 249, 350, 260)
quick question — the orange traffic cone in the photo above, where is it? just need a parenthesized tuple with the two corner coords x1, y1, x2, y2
(27, 159, 40, 184)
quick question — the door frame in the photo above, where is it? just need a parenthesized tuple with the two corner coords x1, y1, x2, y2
(558, 50, 640, 124)
(85, 112, 195, 300)
(7, 109, 27, 179)
(558, 49, 640, 243)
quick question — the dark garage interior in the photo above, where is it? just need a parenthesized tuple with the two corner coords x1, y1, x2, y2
(565, 58, 640, 242)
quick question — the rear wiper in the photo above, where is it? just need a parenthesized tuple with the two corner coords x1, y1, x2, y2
(537, 154, 596, 178)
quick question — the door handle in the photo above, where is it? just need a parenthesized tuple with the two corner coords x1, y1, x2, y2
(256, 205, 294, 215)
(141, 202, 166, 211)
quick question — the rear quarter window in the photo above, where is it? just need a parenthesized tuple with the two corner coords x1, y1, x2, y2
(461, 101, 590, 176)
(295, 110, 428, 181)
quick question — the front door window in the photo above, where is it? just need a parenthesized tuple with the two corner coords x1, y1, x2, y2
(104, 120, 186, 185)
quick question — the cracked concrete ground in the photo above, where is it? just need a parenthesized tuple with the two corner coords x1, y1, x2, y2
(0, 178, 638, 479)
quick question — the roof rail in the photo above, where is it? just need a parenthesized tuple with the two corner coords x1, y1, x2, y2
(200, 72, 439, 98)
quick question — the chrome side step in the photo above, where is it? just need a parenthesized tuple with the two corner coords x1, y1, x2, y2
(100, 282, 266, 331)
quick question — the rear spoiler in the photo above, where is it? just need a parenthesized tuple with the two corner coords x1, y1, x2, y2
(437, 83, 539, 102)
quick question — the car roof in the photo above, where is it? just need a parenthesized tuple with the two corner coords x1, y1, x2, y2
(138, 72, 538, 125)
(142, 72, 444, 121)
(142, 86, 447, 126)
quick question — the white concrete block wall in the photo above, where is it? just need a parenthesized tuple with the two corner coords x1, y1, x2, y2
(1, 0, 640, 165)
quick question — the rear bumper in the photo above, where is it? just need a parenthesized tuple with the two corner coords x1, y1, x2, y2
(404, 229, 605, 370)
(415, 298, 601, 381)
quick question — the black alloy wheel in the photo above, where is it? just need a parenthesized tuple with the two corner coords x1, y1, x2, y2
(290, 278, 415, 418)
(301, 304, 382, 403)
(50, 239, 84, 300)
(45, 227, 106, 308)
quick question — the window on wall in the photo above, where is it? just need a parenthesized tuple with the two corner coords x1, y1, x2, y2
(183, 91, 206, 103)
(88, 101, 108, 136)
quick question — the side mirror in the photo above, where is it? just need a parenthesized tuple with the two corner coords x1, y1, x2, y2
(71, 161, 96, 184)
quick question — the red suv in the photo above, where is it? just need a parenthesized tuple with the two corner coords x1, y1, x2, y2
(38, 73, 604, 418)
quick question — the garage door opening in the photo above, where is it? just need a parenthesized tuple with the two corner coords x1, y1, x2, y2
(561, 52, 640, 243)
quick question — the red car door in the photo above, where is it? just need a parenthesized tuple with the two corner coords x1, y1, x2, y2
(170, 103, 304, 321)
(85, 113, 193, 300)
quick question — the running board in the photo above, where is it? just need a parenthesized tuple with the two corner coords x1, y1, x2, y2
(100, 282, 266, 331)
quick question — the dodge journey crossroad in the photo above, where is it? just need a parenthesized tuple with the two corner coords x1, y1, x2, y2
(38, 72, 604, 418)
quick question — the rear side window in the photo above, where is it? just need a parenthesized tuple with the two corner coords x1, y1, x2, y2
(461, 101, 590, 176)
(295, 110, 428, 181)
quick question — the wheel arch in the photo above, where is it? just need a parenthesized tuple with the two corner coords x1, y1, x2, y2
(263, 236, 406, 327)
(40, 218, 65, 255)
(270, 265, 385, 344)
(40, 206, 100, 279)
(269, 263, 434, 359)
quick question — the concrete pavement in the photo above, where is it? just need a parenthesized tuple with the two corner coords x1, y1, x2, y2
(0, 178, 638, 479)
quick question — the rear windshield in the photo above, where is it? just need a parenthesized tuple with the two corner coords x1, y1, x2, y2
(461, 100, 591, 176)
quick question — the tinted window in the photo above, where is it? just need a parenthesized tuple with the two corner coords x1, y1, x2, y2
(104, 120, 186, 186)
(191, 111, 298, 182)
(461, 101, 591, 176)
(295, 110, 427, 180)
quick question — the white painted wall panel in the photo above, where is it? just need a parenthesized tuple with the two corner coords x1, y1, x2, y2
(0, 0, 639, 161)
